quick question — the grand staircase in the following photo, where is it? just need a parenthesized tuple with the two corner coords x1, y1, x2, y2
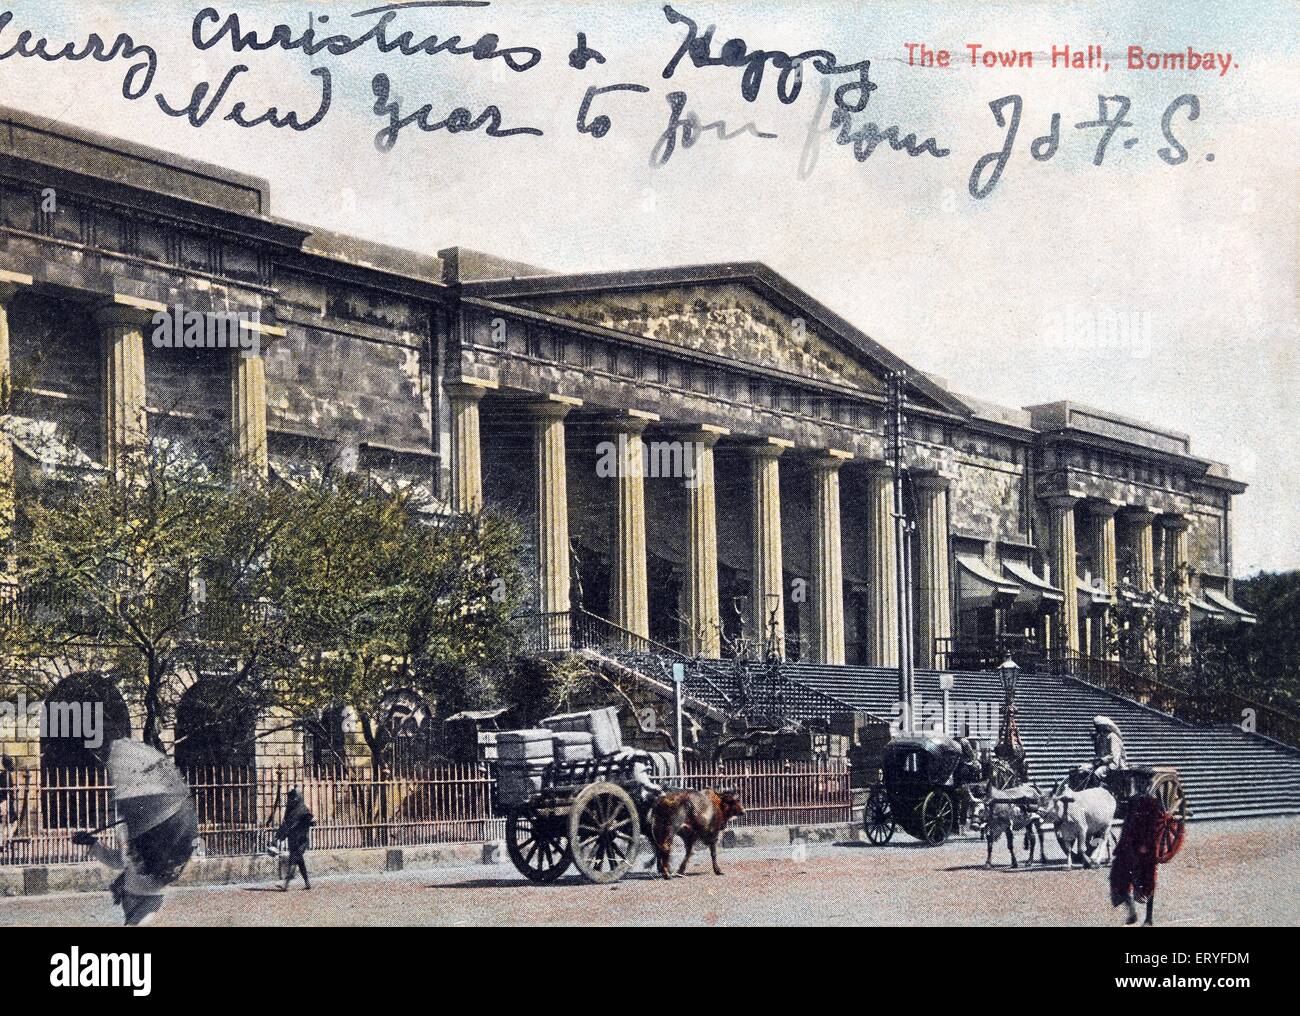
(521, 610, 1300, 821)
(781, 663, 1300, 821)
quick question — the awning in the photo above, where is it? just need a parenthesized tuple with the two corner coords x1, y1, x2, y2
(1190, 595, 1226, 619)
(1004, 561, 1064, 602)
(1203, 588, 1257, 624)
(1076, 576, 1114, 608)
(957, 554, 1022, 601)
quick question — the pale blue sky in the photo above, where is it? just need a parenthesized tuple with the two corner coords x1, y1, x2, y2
(1, 0, 1295, 575)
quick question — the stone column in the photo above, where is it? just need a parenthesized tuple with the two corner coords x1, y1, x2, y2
(231, 349, 269, 479)
(1084, 500, 1120, 660)
(682, 425, 727, 658)
(809, 450, 852, 665)
(914, 473, 953, 670)
(444, 378, 496, 513)
(1045, 496, 1081, 655)
(1161, 514, 1193, 658)
(96, 303, 152, 479)
(1125, 508, 1157, 593)
(0, 275, 31, 563)
(747, 439, 789, 659)
(1123, 508, 1157, 663)
(608, 413, 652, 639)
(528, 397, 578, 616)
(865, 462, 899, 668)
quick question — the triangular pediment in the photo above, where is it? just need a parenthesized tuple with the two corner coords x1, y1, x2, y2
(519, 281, 884, 393)
(467, 263, 968, 416)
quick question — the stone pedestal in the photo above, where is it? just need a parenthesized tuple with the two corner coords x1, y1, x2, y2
(747, 440, 788, 658)
(865, 463, 899, 668)
(914, 474, 953, 670)
(809, 450, 851, 665)
(682, 426, 727, 657)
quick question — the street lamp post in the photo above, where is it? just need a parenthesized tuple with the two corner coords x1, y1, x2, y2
(995, 654, 1027, 783)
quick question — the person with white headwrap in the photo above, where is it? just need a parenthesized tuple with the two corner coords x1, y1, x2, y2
(1091, 715, 1128, 782)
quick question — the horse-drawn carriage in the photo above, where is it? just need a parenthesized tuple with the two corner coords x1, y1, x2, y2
(863, 734, 1017, 846)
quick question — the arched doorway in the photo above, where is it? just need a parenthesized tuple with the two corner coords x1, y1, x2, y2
(39, 673, 131, 829)
(174, 675, 258, 841)
(39, 673, 131, 770)
(174, 675, 257, 772)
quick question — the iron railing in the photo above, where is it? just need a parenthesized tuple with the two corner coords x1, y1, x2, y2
(0, 759, 852, 867)
(1050, 650, 1300, 750)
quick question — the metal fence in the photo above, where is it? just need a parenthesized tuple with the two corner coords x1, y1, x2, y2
(0, 759, 851, 867)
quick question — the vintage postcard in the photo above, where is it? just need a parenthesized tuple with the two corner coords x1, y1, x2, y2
(0, 0, 1294, 985)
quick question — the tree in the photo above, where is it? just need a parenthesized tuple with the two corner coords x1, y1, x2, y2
(268, 475, 524, 765)
(2, 439, 293, 749)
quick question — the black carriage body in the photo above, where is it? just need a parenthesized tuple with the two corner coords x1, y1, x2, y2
(881, 735, 963, 806)
(876, 735, 972, 844)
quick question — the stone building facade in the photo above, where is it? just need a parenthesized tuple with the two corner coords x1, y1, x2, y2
(0, 107, 1254, 770)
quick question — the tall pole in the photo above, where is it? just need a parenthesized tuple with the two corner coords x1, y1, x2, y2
(890, 371, 916, 734)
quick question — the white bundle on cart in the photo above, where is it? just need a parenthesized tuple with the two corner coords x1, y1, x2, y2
(494, 729, 554, 807)
(541, 707, 622, 757)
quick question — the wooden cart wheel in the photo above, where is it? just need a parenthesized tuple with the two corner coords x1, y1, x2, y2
(569, 782, 642, 884)
(918, 789, 955, 846)
(505, 810, 572, 883)
(863, 786, 895, 845)
(1150, 773, 1188, 863)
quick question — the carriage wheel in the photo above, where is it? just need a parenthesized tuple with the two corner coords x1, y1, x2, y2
(505, 811, 572, 883)
(569, 782, 642, 884)
(918, 790, 955, 846)
(863, 786, 895, 845)
(1150, 773, 1188, 863)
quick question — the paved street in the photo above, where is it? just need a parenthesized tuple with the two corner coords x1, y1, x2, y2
(3, 816, 1297, 927)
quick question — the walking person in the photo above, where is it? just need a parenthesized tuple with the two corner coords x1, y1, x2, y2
(275, 788, 315, 891)
(72, 828, 169, 926)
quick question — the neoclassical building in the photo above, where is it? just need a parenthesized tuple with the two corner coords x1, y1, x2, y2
(0, 106, 1255, 766)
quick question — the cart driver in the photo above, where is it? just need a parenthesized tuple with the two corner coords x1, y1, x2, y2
(1091, 715, 1128, 784)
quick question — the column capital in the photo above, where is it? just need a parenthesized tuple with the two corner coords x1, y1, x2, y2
(862, 459, 894, 478)
(1121, 505, 1158, 524)
(1043, 494, 1081, 512)
(0, 269, 32, 302)
(1158, 512, 1191, 531)
(742, 436, 793, 459)
(675, 423, 729, 447)
(95, 296, 163, 329)
(912, 470, 952, 491)
(604, 408, 660, 434)
(523, 393, 582, 420)
(809, 448, 854, 471)
(443, 376, 498, 401)
(1084, 498, 1124, 518)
